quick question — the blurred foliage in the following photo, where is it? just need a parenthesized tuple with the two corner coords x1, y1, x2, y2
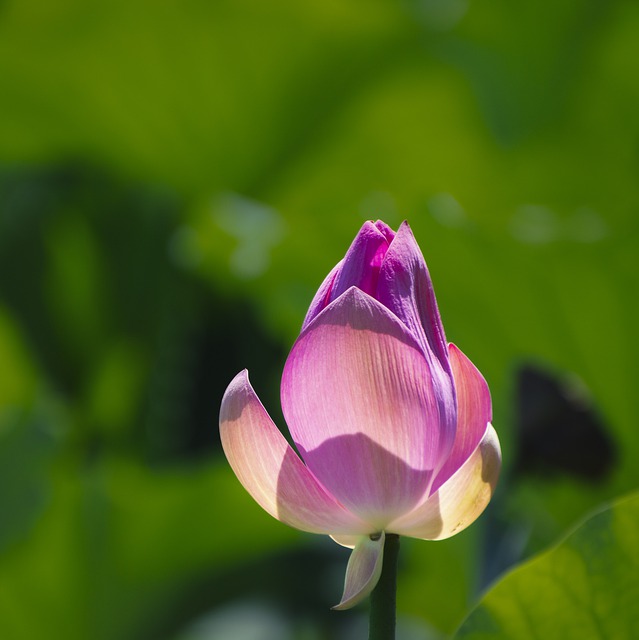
(0, 0, 638, 638)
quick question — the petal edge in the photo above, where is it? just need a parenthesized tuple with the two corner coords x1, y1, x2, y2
(431, 342, 492, 493)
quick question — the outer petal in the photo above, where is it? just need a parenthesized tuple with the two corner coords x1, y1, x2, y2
(431, 343, 492, 493)
(282, 287, 454, 528)
(332, 532, 385, 610)
(219, 370, 370, 535)
(387, 423, 501, 540)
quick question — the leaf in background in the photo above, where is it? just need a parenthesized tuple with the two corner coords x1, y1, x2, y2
(0, 406, 60, 552)
(454, 492, 639, 640)
(0, 306, 38, 411)
(0, 306, 61, 553)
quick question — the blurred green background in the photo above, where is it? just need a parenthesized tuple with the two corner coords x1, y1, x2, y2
(1, 0, 638, 638)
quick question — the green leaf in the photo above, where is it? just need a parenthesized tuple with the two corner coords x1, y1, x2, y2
(454, 492, 639, 640)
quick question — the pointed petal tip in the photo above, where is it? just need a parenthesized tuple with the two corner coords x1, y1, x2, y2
(373, 219, 397, 241)
(332, 533, 385, 611)
(220, 368, 250, 401)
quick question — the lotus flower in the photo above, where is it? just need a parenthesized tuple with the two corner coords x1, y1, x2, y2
(219, 220, 501, 609)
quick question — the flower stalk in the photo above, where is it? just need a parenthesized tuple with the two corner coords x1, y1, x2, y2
(369, 534, 400, 640)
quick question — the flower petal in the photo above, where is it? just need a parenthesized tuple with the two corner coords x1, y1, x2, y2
(431, 342, 492, 493)
(387, 423, 501, 540)
(302, 261, 342, 331)
(302, 221, 396, 330)
(373, 219, 396, 243)
(282, 287, 454, 528)
(219, 370, 370, 535)
(330, 221, 391, 301)
(332, 532, 385, 610)
(376, 222, 457, 454)
(377, 221, 450, 373)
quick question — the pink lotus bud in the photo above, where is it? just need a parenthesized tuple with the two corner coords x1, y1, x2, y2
(220, 220, 501, 609)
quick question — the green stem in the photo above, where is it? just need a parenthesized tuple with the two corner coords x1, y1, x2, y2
(368, 534, 400, 640)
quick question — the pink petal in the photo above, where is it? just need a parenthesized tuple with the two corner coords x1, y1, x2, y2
(377, 221, 450, 373)
(302, 261, 342, 331)
(431, 343, 493, 493)
(376, 222, 457, 449)
(219, 370, 370, 535)
(332, 532, 385, 610)
(302, 221, 396, 330)
(373, 219, 396, 243)
(387, 423, 501, 540)
(281, 287, 455, 528)
(330, 221, 391, 301)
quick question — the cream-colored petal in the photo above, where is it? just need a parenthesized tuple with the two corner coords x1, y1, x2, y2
(332, 532, 385, 610)
(388, 424, 501, 540)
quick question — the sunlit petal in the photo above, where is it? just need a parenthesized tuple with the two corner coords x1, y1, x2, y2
(388, 424, 501, 540)
(220, 370, 370, 535)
